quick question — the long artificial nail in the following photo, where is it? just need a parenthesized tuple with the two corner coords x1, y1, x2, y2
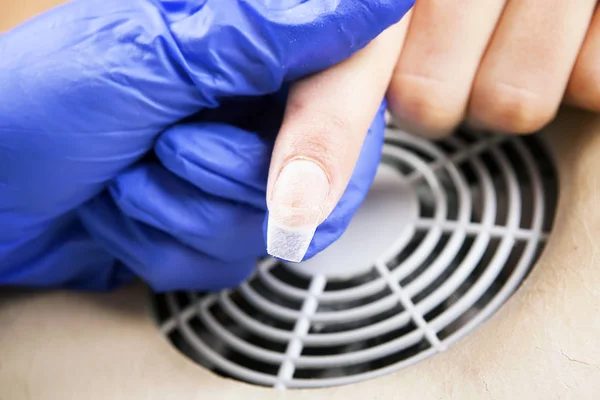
(267, 159, 330, 262)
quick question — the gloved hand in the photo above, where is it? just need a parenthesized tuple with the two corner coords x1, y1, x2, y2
(0, 0, 412, 291)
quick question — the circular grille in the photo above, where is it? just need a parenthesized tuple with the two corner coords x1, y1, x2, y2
(152, 126, 558, 390)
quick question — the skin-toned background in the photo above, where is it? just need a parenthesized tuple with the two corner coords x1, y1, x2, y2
(386, 1, 600, 137)
(1, 2, 600, 399)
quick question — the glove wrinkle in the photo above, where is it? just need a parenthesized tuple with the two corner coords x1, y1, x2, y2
(0, 0, 413, 290)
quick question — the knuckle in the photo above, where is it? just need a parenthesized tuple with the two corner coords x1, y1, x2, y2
(471, 81, 556, 134)
(388, 72, 465, 131)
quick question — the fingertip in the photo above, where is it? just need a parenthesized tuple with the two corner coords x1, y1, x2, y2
(300, 103, 387, 260)
(566, 60, 600, 113)
(469, 82, 557, 135)
(386, 75, 461, 138)
(265, 23, 404, 261)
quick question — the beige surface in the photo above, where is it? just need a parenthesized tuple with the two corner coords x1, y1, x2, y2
(2, 3, 600, 400)
(0, 108, 599, 400)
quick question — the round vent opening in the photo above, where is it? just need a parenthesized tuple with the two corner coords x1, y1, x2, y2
(151, 126, 559, 390)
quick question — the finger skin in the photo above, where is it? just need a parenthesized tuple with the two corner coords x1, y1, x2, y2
(469, 0, 596, 134)
(387, 0, 505, 137)
(566, 5, 600, 112)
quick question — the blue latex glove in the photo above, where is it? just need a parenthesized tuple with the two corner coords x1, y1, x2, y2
(0, 0, 412, 291)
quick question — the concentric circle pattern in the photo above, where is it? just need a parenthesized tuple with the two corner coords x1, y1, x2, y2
(152, 126, 558, 390)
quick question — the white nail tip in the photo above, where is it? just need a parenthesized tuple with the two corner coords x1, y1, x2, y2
(266, 217, 317, 263)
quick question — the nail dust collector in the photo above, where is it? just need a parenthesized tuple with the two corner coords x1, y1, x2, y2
(1, 108, 599, 399)
(152, 119, 557, 389)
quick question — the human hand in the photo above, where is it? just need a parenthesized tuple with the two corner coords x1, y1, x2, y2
(0, 0, 413, 291)
(386, 1, 599, 136)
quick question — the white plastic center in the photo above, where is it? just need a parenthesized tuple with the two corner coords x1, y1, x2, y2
(283, 163, 419, 279)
